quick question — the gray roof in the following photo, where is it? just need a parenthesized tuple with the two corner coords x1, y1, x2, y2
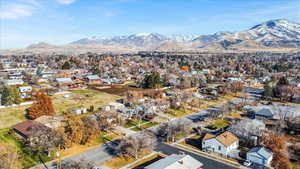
(86, 75, 100, 80)
(56, 78, 73, 83)
(256, 108, 274, 117)
(145, 154, 203, 169)
(248, 147, 273, 160)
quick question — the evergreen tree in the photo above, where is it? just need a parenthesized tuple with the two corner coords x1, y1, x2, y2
(264, 83, 273, 98)
(143, 72, 161, 89)
(1, 86, 14, 106)
(62, 61, 71, 70)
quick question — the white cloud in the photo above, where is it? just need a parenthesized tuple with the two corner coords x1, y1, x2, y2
(0, 4, 34, 19)
(56, 0, 76, 5)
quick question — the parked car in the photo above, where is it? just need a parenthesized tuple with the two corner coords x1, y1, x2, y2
(243, 160, 252, 167)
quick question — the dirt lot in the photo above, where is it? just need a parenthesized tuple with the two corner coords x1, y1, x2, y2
(92, 85, 149, 96)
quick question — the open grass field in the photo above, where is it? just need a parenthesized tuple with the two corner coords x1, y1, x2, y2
(0, 89, 119, 129)
(0, 128, 52, 169)
(52, 89, 120, 114)
(0, 105, 28, 129)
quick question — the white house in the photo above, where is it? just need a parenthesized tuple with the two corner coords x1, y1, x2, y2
(19, 86, 33, 98)
(246, 147, 273, 166)
(4, 79, 24, 86)
(145, 154, 203, 169)
(202, 131, 239, 157)
(70, 108, 87, 115)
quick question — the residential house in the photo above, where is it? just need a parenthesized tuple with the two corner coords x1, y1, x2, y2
(145, 154, 203, 169)
(246, 147, 273, 166)
(19, 86, 33, 99)
(55, 77, 74, 88)
(13, 120, 50, 140)
(248, 108, 274, 120)
(86, 75, 101, 85)
(202, 131, 239, 157)
(70, 108, 87, 115)
(4, 79, 24, 86)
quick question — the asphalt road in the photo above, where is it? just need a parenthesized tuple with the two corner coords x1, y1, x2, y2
(33, 96, 245, 169)
(155, 143, 239, 169)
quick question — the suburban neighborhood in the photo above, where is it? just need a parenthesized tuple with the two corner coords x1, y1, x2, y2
(0, 50, 299, 169)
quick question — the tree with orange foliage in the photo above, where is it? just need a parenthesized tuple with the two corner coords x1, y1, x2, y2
(27, 91, 55, 119)
(260, 131, 292, 169)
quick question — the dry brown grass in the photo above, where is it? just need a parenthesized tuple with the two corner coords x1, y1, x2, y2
(52, 89, 120, 114)
(104, 150, 152, 169)
(0, 105, 28, 129)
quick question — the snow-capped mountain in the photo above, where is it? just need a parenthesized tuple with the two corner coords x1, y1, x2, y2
(71, 19, 300, 50)
(72, 33, 168, 49)
(213, 19, 300, 49)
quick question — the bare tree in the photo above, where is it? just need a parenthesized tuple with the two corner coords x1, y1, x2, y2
(28, 126, 64, 156)
(59, 159, 94, 169)
(156, 119, 192, 142)
(115, 132, 156, 159)
(229, 119, 265, 146)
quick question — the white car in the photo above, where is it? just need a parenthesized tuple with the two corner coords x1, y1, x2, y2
(243, 160, 252, 167)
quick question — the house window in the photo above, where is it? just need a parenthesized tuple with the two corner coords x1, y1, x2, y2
(218, 146, 221, 150)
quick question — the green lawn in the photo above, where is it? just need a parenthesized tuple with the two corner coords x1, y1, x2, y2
(0, 128, 53, 169)
(165, 108, 193, 117)
(124, 119, 148, 128)
(130, 121, 160, 131)
(0, 106, 28, 129)
(210, 119, 230, 129)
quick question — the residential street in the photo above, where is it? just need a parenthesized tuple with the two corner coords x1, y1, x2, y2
(33, 97, 243, 169)
(155, 143, 240, 169)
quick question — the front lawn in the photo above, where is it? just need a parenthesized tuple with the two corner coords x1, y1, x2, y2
(210, 119, 230, 129)
(165, 108, 193, 117)
(124, 119, 148, 128)
(130, 121, 160, 131)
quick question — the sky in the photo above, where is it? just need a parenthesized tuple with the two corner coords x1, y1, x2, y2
(0, 0, 300, 49)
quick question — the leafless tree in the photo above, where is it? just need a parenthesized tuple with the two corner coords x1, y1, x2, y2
(115, 132, 157, 159)
(59, 159, 94, 169)
(229, 119, 265, 146)
(156, 118, 192, 142)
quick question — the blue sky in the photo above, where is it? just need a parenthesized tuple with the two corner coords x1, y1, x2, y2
(0, 0, 300, 49)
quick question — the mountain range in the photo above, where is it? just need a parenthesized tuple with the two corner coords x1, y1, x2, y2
(71, 19, 300, 50)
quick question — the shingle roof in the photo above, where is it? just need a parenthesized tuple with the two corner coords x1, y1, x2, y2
(86, 75, 100, 80)
(203, 131, 239, 147)
(13, 120, 49, 138)
(248, 147, 273, 160)
(256, 108, 274, 117)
